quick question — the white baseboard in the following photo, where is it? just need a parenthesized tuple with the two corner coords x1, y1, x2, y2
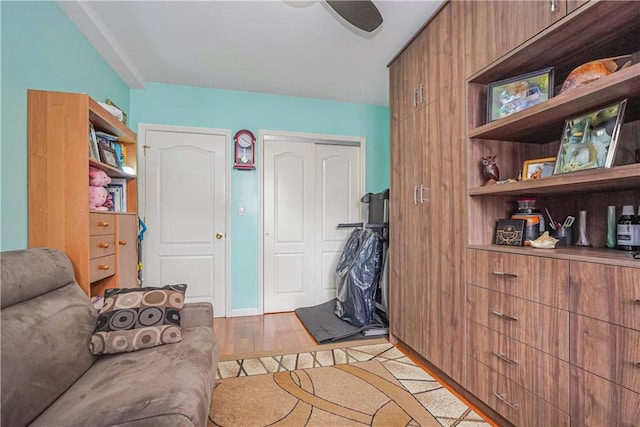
(229, 308, 261, 317)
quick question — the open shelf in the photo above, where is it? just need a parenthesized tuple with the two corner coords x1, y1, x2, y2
(469, 63, 640, 143)
(469, 163, 640, 197)
(89, 158, 136, 179)
(89, 98, 135, 143)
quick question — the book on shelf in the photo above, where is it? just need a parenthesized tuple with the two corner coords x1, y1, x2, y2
(106, 180, 126, 212)
(88, 122, 99, 160)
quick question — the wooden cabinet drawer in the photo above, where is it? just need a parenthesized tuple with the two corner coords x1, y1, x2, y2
(467, 285, 569, 360)
(467, 320, 569, 411)
(89, 212, 115, 236)
(90, 255, 115, 283)
(467, 249, 569, 309)
(570, 261, 640, 331)
(89, 234, 115, 259)
(571, 314, 640, 393)
(571, 366, 640, 427)
(466, 358, 570, 427)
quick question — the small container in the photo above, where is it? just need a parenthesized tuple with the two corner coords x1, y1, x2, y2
(512, 198, 545, 244)
(616, 205, 638, 251)
(551, 227, 572, 247)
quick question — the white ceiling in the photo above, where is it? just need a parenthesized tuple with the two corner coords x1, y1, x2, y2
(58, 0, 444, 106)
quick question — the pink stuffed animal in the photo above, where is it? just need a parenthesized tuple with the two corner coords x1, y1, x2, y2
(89, 186, 110, 211)
(89, 166, 112, 186)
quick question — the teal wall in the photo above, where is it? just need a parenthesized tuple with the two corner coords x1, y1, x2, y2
(130, 83, 390, 311)
(1, 1, 391, 313)
(1, 1, 130, 251)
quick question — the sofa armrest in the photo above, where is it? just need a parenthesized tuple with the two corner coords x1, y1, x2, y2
(182, 302, 214, 329)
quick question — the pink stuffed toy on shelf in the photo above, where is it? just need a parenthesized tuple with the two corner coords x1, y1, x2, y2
(89, 186, 110, 211)
(89, 166, 112, 211)
(89, 166, 112, 186)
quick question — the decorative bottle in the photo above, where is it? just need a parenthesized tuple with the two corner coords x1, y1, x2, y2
(606, 206, 617, 249)
(616, 205, 637, 251)
(575, 210, 590, 247)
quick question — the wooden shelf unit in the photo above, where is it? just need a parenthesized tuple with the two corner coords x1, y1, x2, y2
(28, 90, 138, 296)
(467, 1, 640, 253)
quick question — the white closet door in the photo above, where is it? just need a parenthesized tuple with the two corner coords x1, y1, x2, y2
(263, 140, 316, 313)
(263, 138, 362, 313)
(143, 128, 227, 317)
(314, 144, 361, 305)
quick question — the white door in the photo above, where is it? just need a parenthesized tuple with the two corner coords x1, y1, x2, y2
(314, 144, 362, 304)
(142, 127, 228, 317)
(263, 137, 362, 313)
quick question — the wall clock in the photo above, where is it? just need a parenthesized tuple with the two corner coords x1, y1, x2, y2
(234, 129, 256, 170)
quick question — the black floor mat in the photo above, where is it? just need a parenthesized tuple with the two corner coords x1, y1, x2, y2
(295, 299, 387, 343)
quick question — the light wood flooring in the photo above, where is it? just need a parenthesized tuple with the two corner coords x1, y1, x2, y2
(213, 312, 318, 356)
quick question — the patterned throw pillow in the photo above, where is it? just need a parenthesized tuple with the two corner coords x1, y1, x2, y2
(90, 284, 187, 355)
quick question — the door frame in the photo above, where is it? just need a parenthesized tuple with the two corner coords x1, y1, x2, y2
(137, 123, 232, 317)
(257, 130, 366, 314)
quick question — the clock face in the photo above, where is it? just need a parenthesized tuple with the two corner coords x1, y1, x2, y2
(238, 133, 252, 148)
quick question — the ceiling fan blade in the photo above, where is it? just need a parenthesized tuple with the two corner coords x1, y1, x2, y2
(325, 1, 383, 32)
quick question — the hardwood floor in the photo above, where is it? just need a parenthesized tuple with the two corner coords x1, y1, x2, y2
(213, 312, 318, 356)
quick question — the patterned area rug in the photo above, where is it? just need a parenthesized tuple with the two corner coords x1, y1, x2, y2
(209, 342, 490, 426)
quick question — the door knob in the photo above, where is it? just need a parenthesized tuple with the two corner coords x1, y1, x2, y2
(216, 232, 223, 240)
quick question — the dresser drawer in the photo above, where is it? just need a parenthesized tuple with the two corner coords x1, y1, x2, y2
(571, 314, 640, 393)
(467, 285, 569, 360)
(571, 366, 640, 427)
(467, 320, 570, 411)
(89, 234, 115, 259)
(90, 255, 115, 283)
(466, 358, 569, 427)
(570, 261, 640, 331)
(467, 249, 569, 309)
(89, 212, 115, 236)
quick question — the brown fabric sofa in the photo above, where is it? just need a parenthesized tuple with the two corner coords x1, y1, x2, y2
(1, 248, 219, 427)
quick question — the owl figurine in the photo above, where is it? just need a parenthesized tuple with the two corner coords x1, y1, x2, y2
(481, 155, 500, 184)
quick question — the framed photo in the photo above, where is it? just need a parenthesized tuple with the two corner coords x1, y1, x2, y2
(553, 99, 627, 175)
(99, 144, 121, 169)
(487, 67, 554, 123)
(522, 157, 556, 180)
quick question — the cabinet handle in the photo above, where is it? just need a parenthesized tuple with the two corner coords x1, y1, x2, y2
(493, 392, 519, 410)
(119, 240, 127, 245)
(98, 265, 110, 270)
(635, 362, 640, 368)
(419, 185, 428, 204)
(413, 186, 418, 205)
(550, 0, 556, 12)
(635, 299, 640, 304)
(493, 351, 519, 365)
(97, 221, 109, 227)
(98, 243, 110, 248)
(492, 270, 518, 278)
(492, 310, 518, 321)
(413, 90, 418, 107)
(419, 84, 424, 104)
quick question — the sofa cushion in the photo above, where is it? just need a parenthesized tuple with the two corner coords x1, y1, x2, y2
(1, 249, 98, 427)
(31, 325, 219, 427)
(90, 284, 187, 355)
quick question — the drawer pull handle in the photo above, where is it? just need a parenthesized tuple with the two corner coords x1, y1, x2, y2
(493, 392, 519, 410)
(494, 351, 519, 365)
(97, 221, 109, 227)
(98, 265, 110, 270)
(635, 362, 640, 368)
(492, 310, 518, 321)
(492, 270, 518, 278)
(119, 240, 127, 245)
(98, 243, 110, 248)
(635, 299, 640, 304)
